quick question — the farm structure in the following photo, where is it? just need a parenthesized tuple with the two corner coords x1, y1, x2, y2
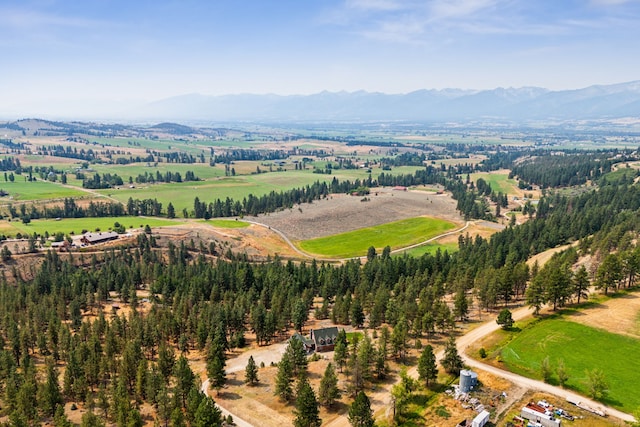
(50, 240, 70, 251)
(460, 369, 479, 393)
(520, 402, 561, 427)
(81, 231, 119, 245)
(471, 410, 490, 427)
(310, 327, 340, 352)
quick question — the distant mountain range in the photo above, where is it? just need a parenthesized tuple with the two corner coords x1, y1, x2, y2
(138, 81, 640, 122)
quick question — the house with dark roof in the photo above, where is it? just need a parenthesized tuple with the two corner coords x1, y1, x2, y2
(290, 332, 315, 353)
(81, 231, 119, 245)
(310, 327, 339, 352)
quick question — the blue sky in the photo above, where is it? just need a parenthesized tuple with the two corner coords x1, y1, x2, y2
(2, 0, 640, 116)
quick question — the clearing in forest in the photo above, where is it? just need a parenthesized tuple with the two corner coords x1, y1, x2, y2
(494, 318, 640, 411)
(298, 216, 456, 258)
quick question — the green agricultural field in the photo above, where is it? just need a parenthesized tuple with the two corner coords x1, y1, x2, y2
(89, 162, 227, 181)
(87, 136, 208, 154)
(200, 219, 249, 228)
(470, 171, 519, 195)
(298, 217, 456, 258)
(398, 241, 458, 257)
(497, 318, 640, 410)
(0, 179, 89, 201)
(4, 216, 178, 237)
(95, 167, 401, 214)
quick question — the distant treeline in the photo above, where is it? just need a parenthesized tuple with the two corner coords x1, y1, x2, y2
(4, 198, 126, 220)
(183, 166, 493, 220)
(134, 170, 199, 184)
(0, 139, 25, 150)
(0, 156, 21, 171)
(37, 145, 97, 161)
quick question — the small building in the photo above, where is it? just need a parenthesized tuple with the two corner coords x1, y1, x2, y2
(471, 410, 490, 427)
(81, 231, 119, 245)
(290, 332, 315, 353)
(310, 327, 339, 352)
(50, 240, 70, 251)
(393, 186, 407, 191)
(521, 402, 561, 427)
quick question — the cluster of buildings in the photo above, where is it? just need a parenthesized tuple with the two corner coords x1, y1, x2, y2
(51, 231, 120, 250)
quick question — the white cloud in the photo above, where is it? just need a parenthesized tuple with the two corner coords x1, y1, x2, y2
(345, 0, 404, 11)
(0, 8, 105, 31)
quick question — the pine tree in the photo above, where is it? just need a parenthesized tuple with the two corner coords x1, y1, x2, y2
(174, 355, 195, 407)
(293, 379, 321, 427)
(80, 411, 105, 427)
(286, 337, 308, 376)
(274, 354, 294, 402)
(318, 363, 340, 408)
(207, 335, 227, 396)
(41, 358, 63, 417)
(333, 330, 348, 373)
(417, 344, 438, 387)
(348, 391, 374, 427)
(573, 265, 590, 304)
(208, 353, 227, 396)
(245, 355, 259, 385)
(193, 395, 223, 427)
(167, 202, 176, 219)
(453, 286, 469, 321)
(441, 337, 463, 375)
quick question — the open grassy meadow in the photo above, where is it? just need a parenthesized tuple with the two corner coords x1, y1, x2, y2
(298, 217, 456, 258)
(470, 171, 519, 195)
(497, 318, 640, 411)
(93, 165, 427, 214)
(3, 216, 178, 237)
(0, 179, 89, 201)
(397, 241, 459, 257)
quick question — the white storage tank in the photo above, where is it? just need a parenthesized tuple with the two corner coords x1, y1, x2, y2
(459, 369, 478, 392)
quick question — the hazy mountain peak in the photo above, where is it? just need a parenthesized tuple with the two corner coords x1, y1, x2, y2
(138, 81, 640, 122)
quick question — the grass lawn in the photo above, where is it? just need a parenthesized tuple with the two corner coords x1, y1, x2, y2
(498, 318, 640, 410)
(4, 216, 179, 237)
(397, 242, 459, 257)
(199, 219, 249, 228)
(469, 171, 519, 195)
(0, 179, 89, 201)
(298, 217, 456, 258)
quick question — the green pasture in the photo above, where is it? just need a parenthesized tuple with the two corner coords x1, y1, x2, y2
(89, 162, 227, 181)
(87, 136, 208, 154)
(3, 216, 178, 237)
(496, 318, 640, 410)
(469, 171, 519, 195)
(94, 166, 415, 214)
(298, 217, 456, 258)
(0, 179, 89, 201)
(199, 219, 249, 228)
(599, 167, 640, 185)
(397, 241, 458, 257)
